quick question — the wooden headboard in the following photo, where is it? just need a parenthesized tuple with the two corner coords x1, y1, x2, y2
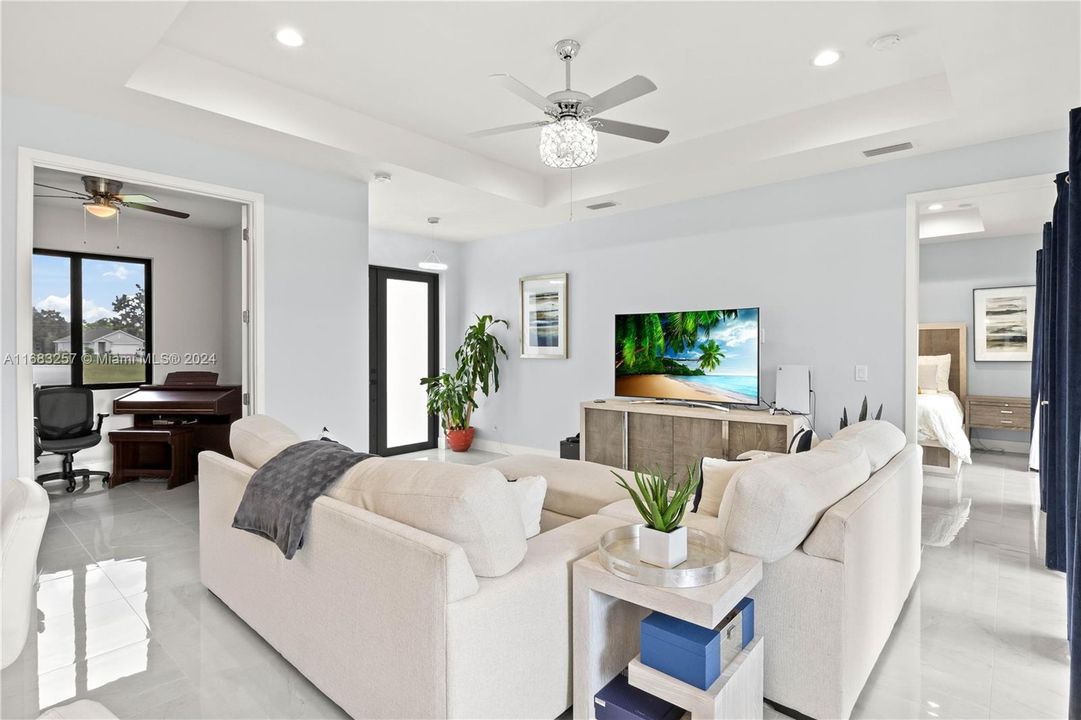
(918, 322, 968, 403)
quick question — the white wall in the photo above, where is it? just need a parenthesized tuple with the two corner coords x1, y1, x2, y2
(2, 94, 369, 478)
(459, 131, 1065, 453)
(920, 232, 1043, 444)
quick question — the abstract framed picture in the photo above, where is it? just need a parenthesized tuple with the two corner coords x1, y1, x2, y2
(973, 285, 1036, 362)
(519, 273, 567, 359)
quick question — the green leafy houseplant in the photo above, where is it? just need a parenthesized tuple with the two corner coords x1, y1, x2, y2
(422, 314, 508, 451)
(611, 467, 701, 533)
(839, 396, 883, 430)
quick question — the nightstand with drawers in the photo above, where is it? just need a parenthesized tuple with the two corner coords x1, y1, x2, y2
(965, 395, 1031, 438)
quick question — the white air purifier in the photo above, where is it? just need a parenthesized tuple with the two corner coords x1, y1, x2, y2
(776, 365, 811, 414)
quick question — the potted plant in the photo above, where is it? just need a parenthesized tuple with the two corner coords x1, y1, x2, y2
(612, 467, 701, 568)
(422, 314, 508, 452)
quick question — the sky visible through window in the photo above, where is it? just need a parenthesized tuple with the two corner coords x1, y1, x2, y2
(33, 254, 144, 325)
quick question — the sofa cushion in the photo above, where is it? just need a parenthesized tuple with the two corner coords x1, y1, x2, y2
(832, 420, 906, 472)
(483, 455, 629, 519)
(230, 415, 301, 469)
(329, 457, 527, 578)
(598, 499, 722, 535)
(716, 440, 871, 562)
(509, 476, 547, 538)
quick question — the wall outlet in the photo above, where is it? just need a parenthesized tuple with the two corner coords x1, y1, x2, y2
(854, 365, 869, 382)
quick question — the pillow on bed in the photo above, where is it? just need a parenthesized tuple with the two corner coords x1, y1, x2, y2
(919, 354, 951, 393)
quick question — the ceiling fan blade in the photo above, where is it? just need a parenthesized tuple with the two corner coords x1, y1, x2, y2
(34, 194, 88, 200)
(490, 74, 555, 112)
(591, 118, 670, 144)
(587, 75, 657, 115)
(469, 120, 553, 138)
(121, 202, 190, 219)
(116, 194, 158, 204)
(34, 182, 90, 199)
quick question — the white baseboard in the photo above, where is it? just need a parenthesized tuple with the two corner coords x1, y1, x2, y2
(471, 438, 558, 457)
(970, 438, 1030, 455)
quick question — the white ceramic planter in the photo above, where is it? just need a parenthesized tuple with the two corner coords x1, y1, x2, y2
(639, 525, 688, 568)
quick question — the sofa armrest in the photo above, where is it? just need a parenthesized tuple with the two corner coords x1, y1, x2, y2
(803, 445, 922, 563)
(445, 514, 627, 719)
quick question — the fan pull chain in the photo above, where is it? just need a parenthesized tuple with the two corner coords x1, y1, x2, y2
(83, 208, 88, 245)
(115, 210, 121, 249)
(569, 169, 574, 223)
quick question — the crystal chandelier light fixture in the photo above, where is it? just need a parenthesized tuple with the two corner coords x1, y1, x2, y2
(539, 117, 598, 169)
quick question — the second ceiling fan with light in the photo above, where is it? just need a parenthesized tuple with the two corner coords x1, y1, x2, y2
(471, 39, 669, 168)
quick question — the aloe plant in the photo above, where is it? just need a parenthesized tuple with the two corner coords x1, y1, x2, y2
(611, 467, 701, 533)
(839, 396, 883, 430)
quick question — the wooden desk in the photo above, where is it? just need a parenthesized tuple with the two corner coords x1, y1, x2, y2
(109, 427, 194, 489)
(965, 395, 1031, 437)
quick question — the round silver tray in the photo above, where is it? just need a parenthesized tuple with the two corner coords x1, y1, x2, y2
(598, 524, 731, 588)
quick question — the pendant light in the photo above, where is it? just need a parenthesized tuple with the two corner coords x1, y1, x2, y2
(418, 217, 448, 271)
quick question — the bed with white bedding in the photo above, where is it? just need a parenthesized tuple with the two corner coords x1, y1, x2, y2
(918, 391, 972, 464)
(918, 323, 969, 476)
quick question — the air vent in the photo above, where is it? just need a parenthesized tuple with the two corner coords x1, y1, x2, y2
(586, 201, 620, 211)
(862, 142, 914, 158)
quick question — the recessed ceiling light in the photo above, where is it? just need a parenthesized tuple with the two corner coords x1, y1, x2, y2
(927, 203, 944, 211)
(275, 28, 304, 47)
(812, 49, 842, 68)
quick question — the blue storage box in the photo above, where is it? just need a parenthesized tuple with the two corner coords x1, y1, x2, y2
(594, 673, 683, 720)
(640, 612, 720, 690)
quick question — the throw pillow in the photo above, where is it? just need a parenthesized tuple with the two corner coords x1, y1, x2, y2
(918, 354, 951, 393)
(508, 475, 547, 538)
(695, 457, 758, 517)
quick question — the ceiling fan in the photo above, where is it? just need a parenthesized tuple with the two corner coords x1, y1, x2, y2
(470, 39, 669, 168)
(33, 176, 191, 220)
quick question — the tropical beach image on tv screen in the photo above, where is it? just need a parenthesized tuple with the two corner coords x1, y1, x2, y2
(614, 308, 759, 405)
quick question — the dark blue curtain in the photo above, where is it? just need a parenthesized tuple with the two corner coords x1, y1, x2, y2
(1042, 107, 1081, 718)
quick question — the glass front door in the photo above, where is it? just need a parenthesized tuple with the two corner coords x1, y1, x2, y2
(369, 266, 439, 455)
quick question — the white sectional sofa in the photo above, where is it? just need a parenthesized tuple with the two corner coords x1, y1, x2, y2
(579, 421, 922, 720)
(200, 417, 919, 720)
(200, 417, 627, 719)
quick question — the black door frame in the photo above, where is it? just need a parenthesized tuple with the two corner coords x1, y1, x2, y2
(369, 265, 440, 456)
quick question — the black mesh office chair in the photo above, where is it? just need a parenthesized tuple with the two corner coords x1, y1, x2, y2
(35, 387, 111, 493)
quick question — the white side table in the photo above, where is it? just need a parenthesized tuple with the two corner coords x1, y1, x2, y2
(572, 549, 764, 720)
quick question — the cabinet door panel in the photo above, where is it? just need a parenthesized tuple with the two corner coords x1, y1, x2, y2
(627, 413, 673, 475)
(728, 422, 786, 457)
(672, 417, 726, 485)
(584, 409, 625, 467)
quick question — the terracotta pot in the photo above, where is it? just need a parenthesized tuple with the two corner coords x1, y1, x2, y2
(446, 427, 475, 452)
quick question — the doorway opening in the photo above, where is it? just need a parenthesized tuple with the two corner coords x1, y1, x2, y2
(15, 148, 265, 481)
(369, 266, 439, 456)
(904, 173, 1053, 476)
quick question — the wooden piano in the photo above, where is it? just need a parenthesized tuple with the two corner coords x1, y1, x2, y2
(113, 371, 242, 457)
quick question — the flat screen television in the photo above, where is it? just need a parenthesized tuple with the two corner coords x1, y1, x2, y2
(614, 308, 760, 405)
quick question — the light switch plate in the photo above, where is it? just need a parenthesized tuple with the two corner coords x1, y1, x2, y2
(855, 365, 869, 382)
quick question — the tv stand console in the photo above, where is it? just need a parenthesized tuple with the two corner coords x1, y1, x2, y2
(580, 399, 809, 477)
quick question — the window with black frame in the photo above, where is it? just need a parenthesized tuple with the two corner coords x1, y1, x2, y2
(32, 250, 152, 388)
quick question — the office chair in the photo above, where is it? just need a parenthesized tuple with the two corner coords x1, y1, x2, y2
(34, 387, 111, 493)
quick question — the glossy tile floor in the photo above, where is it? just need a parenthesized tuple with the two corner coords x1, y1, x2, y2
(851, 451, 1068, 720)
(2, 451, 1066, 719)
